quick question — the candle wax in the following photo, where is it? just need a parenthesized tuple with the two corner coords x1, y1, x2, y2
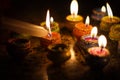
(66, 15, 83, 22)
(88, 47, 110, 57)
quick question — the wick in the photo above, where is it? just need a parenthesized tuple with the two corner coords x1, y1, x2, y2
(48, 33, 52, 38)
(85, 24, 89, 27)
(91, 36, 94, 39)
(100, 46, 104, 52)
(109, 17, 113, 22)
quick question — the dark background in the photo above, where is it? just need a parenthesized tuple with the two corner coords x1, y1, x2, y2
(0, 0, 120, 24)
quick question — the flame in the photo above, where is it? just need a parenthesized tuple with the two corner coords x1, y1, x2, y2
(98, 35, 107, 48)
(70, 0, 78, 17)
(106, 3, 113, 18)
(50, 17, 54, 23)
(90, 26, 98, 38)
(85, 16, 90, 25)
(46, 10, 51, 35)
(101, 5, 106, 13)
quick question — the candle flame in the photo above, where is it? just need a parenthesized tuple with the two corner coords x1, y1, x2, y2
(101, 5, 106, 13)
(90, 26, 98, 38)
(106, 3, 113, 18)
(98, 35, 107, 48)
(46, 10, 51, 35)
(85, 16, 90, 26)
(70, 0, 78, 17)
(50, 17, 54, 23)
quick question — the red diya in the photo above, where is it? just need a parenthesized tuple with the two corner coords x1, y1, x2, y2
(78, 26, 98, 49)
(86, 35, 110, 70)
(40, 32, 61, 47)
(73, 16, 93, 40)
(40, 10, 61, 47)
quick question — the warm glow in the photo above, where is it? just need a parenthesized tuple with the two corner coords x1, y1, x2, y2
(70, 0, 78, 17)
(101, 5, 106, 13)
(85, 16, 90, 25)
(90, 26, 98, 38)
(50, 17, 54, 23)
(106, 3, 113, 18)
(70, 44, 76, 60)
(98, 35, 107, 48)
(46, 10, 51, 35)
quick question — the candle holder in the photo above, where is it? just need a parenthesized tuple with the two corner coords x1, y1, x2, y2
(40, 21, 60, 32)
(6, 38, 31, 60)
(40, 32, 61, 48)
(91, 8, 107, 21)
(78, 34, 98, 50)
(65, 15, 83, 31)
(86, 47, 110, 70)
(47, 44, 71, 65)
(100, 16, 120, 32)
(72, 22, 93, 40)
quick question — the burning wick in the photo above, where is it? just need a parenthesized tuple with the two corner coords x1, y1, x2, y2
(48, 33, 52, 38)
(100, 46, 104, 52)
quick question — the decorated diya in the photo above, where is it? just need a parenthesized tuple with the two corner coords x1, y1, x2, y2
(109, 24, 120, 41)
(66, 0, 83, 31)
(73, 16, 92, 40)
(100, 3, 120, 32)
(79, 26, 98, 49)
(86, 35, 110, 70)
(40, 32, 61, 47)
(40, 17, 60, 32)
(6, 38, 31, 60)
(47, 44, 71, 64)
(91, 5, 107, 21)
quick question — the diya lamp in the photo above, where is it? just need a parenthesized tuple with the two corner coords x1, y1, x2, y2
(66, 0, 83, 31)
(40, 10, 61, 47)
(79, 26, 99, 49)
(40, 12, 60, 33)
(109, 24, 120, 54)
(100, 3, 120, 32)
(47, 43, 71, 65)
(86, 35, 110, 70)
(91, 5, 107, 21)
(6, 38, 31, 61)
(72, 16, 93, 40)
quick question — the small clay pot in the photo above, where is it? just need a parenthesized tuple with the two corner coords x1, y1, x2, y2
(6, 38, 31, 60)
(85, 54, 110, 70)
(47, 44, 71, 65)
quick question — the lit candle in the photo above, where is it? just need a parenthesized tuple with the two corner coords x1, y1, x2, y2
(100, 3, 120, 32)
(72, 16, 93, 40)
(91, 5, 107, 21)
(66, 0, 83, 22)
(40, 11, 60, 32)
(88, 35, 110, 57)
(86, 35, 110, 70)
(65, 0, 83, 31)
(40, 10, 61, 47)
(78, 26, 98, 49)
(82, 26, 98, 42)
